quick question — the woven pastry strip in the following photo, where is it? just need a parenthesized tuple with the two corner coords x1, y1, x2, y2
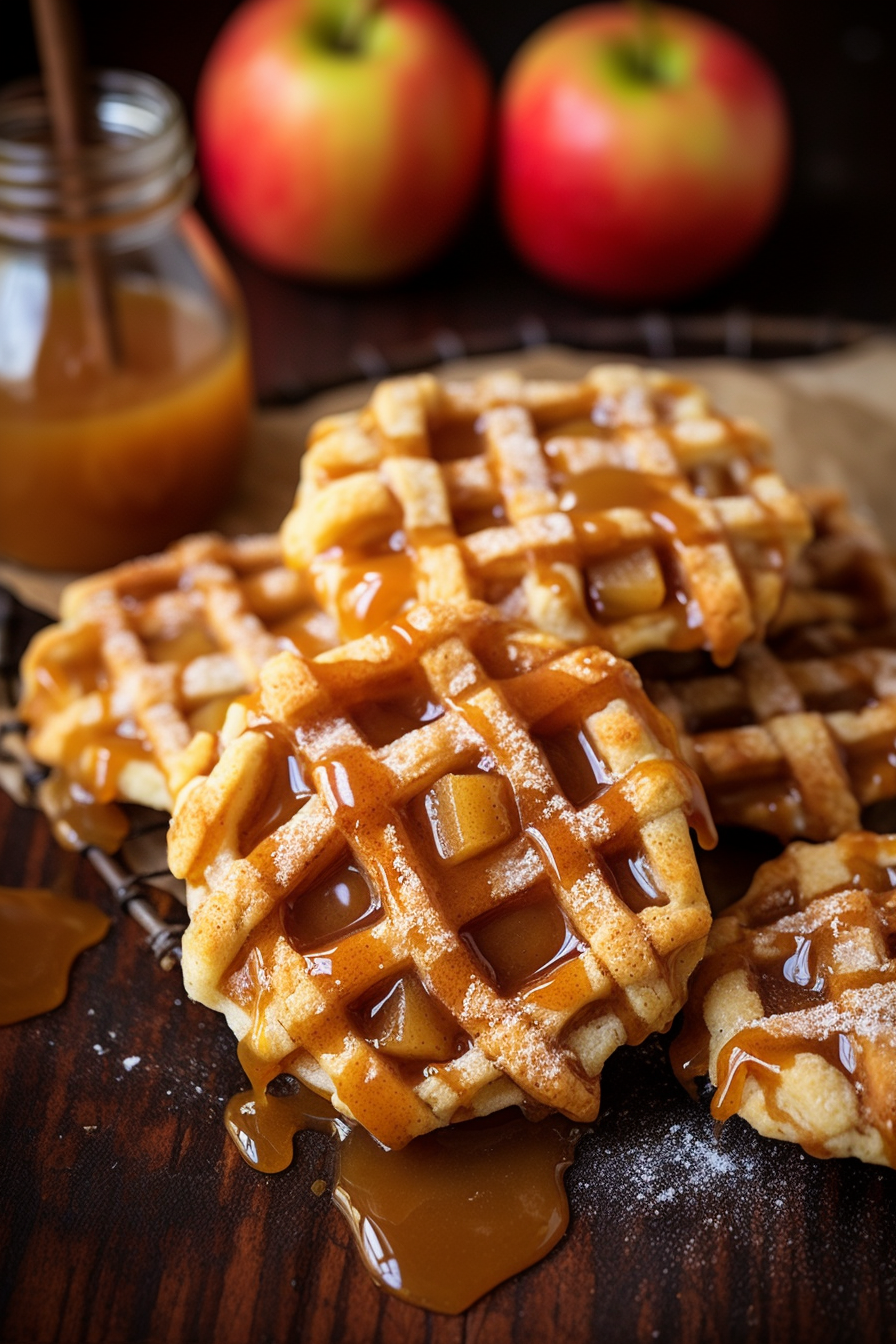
(770, 487, 896, 654)
(646, 641, 896, 842)
(672, 831, 896, 1167)
(19, 533, 336, 847)
(282, 364, 811, 666)
(170, 601, 711, 1150)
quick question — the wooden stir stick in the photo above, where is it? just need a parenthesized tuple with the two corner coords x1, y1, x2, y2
(30, 0, 118, 372)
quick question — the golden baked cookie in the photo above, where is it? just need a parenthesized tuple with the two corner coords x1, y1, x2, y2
(169, 600, 713, 1150)
(646, 640, 896, 842)
(673, 831, 896, 1166)
(19, 533, 336, 850)
(771, 487, 896, 653)
(282, 364, 810, 666)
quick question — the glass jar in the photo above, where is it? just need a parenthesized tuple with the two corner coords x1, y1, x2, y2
(0, 70, 252, 571)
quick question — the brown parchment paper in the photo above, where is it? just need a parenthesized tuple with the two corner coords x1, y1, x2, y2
(6, 337, 896, 618)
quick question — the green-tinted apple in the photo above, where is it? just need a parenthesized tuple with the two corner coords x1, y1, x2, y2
(197, 0, 491, 282)
(499, 4, 789, 299)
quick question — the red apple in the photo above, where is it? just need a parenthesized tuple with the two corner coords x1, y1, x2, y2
(197, 0, 492, 283)
(498, 4, 790, 300)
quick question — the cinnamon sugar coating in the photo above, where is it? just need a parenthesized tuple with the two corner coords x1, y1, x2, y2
(283, 365, 810, 666)
(170, 600, 712, 1149)
(673, 831, 896, 1167)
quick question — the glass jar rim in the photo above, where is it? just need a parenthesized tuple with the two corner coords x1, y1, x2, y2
(0, 69, 195, 242)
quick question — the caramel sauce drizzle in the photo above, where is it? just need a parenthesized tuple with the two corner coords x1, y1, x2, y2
(238, 725, 312, 855)
(214, 602, 713, 1309)
(316, 393, 792, 660)
(312, 536, 417, 641)
(672, 848, 896, 1163)
(0, 886, 110, 1024)
(553, 462, 706, 546)
(229, 609, 714, 1112)
(225, 1040, 582, 1314)
(539, 414, 793, 663)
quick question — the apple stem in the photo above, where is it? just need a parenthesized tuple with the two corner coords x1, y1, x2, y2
(335, 0, 379, 52)
(629, 0, 662, 81)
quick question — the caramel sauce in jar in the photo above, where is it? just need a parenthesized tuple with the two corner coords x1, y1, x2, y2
(0, 71, 252, 571)
(0, 886, 110, 1024)
(0, 281, 251, 571)
(225, 1042, 582, 1314)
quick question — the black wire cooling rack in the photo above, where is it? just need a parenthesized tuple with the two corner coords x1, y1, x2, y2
(0, 584, 187, 970)
(1, 309, 886, 968)
(258, 310, 887, 406)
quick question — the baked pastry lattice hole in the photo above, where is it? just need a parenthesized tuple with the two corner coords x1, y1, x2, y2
(672, 831, 896, 1167)
(170, 600, 712, 1149)
(282, 364, 811, 666)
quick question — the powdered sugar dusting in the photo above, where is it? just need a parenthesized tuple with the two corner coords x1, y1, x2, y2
(732, 981, 896, 1048)
(578, 1105, 757, 1234)
(571, 1039, 767, 1239)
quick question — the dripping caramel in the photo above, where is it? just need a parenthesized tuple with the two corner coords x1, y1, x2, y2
(225, 1039, 582, 1314)
(0, 887, 110, 1024)
(168, 595, 718, 1311)
(672, 832, 896, 1166)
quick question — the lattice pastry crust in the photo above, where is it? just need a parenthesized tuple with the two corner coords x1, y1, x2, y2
(169, 600, 712, 1150)
(19, 533, 336, 849)
(645, 641, 896, 843)
(282, 364, 810, 666)
(672, 832, 896, 1167)
(771, 487, 896, 654)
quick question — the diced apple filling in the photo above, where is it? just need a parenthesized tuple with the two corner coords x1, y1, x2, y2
(466, 897, 577, 994)
(424, 772, 517, 864)
(587, 546, 665, 619)
(188, 694, 233, 736)
(364, 975, 460, 1061)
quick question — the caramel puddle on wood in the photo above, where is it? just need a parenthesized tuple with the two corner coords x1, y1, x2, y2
(224, 1045, 582, 1314)
(0, 887, 110, 1025)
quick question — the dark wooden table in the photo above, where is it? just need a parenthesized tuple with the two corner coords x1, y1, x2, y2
(4, 2, 896, 1338)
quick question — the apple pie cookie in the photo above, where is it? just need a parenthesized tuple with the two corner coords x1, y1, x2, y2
(169, 600, 713, 1150)
(770, 487, 896, 655)
(19, 533, 336, 851)
(642, 491, 896, 842)
(282, 364, 811, 665)
(672, 831, 896, 1167)
(645, 640, 896, 842)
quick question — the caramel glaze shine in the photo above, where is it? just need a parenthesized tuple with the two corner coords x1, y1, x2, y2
(0, 886, 110, 1024)
(224, 610, 715, 1143)
(225, 1040, 582, 1315)
(672, 833, 896, 1164)
(199, 604, 716, 1311)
